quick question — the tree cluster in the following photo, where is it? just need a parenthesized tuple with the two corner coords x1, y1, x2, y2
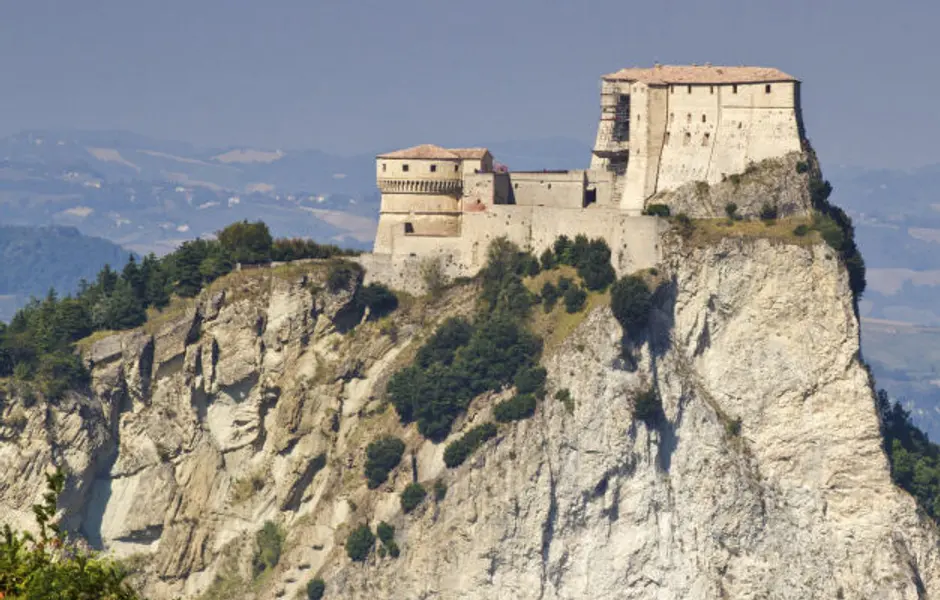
(810, 179, 866, 300)
(364, 436, 405, 489)
(540, 235, 616, 292)
(442, 422, 498, 468)
(879, 390, 940, 520)
(0, 220, 356, 399)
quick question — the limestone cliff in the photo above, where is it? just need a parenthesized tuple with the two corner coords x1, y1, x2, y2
(1, 235, 938, 599)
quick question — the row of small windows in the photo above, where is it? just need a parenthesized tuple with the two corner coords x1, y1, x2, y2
(670, 112, 709, 124)
(663, 132, 711, 147)
(670, 84, 773, 94)
(381, 163, 459, 173)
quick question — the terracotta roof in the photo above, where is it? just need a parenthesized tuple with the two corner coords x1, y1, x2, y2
(377, 144, 459, 160)
(450, 147, 490, 159)
(603, 65, 797, 85)
(377, 144, 491, 160)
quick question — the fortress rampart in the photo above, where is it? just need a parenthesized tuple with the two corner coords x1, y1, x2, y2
(362, 64, 807, 291)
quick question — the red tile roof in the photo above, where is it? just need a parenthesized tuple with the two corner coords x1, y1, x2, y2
(603, 65, 797, 85)
(377, 144, 490, 160)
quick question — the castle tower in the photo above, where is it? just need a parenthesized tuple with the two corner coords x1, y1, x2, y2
(373, 145, 491, 254)
(591, 65, 804, 214)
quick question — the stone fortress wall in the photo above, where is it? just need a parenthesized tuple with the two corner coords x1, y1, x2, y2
(362, 64, 806, 291)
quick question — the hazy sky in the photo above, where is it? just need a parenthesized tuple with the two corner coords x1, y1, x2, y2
(0, 0, 936, 168)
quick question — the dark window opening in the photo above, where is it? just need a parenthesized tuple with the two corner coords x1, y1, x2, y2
(664, 132, 671, 145)
(765, 84, 771, 93)
(454, 164, 459, 172)
(430, 164, 437, 172)
(382, 163, 386, 172)
(585, 188, 597, 207)
(683, 132, 691, 146)
(710, 86, 714, 94)
(687, 85, 692, 94)
(702, 133, 711, 146)
(687, 113, 692, 123)
(402, 164, 410, 172)
(732, 85, 738, 94)
(404, 222, 414, 234)
(702, 114, 706, 123)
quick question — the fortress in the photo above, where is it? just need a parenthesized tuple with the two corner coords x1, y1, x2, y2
(363, 64, 807, 286)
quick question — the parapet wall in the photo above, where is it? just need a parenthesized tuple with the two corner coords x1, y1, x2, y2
(363, 205, 666, 293)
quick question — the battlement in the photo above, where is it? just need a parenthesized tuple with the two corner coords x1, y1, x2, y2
(366, 64, 808, 290)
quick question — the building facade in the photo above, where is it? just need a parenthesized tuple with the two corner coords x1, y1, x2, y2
(365, 65, 806, 286)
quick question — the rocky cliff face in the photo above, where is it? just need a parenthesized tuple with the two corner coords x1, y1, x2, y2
(1, 236, 938, 600)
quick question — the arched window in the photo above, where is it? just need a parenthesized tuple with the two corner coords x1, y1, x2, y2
(702, 133, 711, 146)
(683, 132, 691, 146)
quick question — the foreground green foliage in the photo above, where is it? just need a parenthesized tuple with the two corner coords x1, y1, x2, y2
(541, 235, 616, 292)
(400, 483, 427, 514)
(443, 422, 498, 468)
(879, 390, 940, 520)
(0, 220, 356, 398)
(346, 524, 375, 562)
(0, 470, 141, 599)
(375, 522, 400, 558)
(364, 436, 405, 489)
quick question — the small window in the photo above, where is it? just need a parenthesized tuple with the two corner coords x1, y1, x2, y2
(404, 222, 414, 234)
(664, 132, 671, 145)
(710, 86, 714, 94)
(382, 163, 386, 172)
(670, 86, 675, 94)
(732, 85, 738, 94)
(637, 114, 641, 122)
(547, 183, 552, 190)
(765, 84, 771, 94)
(402, 164, 410, 172)
(454, 164, 459, 172)
(430, 164, 437, 173)
(683, 132, 691, 146)
(687, 85, 692, 94)
(669, 112, 674, 124)
(687, 113, 692, 123)
(702, 114, 706, 123)
(702, 133, 710, 146)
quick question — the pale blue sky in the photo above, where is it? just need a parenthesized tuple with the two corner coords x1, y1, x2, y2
(0, 0, 936, 168)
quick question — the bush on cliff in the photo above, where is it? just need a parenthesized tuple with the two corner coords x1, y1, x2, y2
(306, 578, 326, 600)
(443, 422, 498, 468)
(494, 393, 537, 423)
(364, 436, 405, 488)
(251, 520, 284, 577)
(643, 203, 671, 217)
(400, 482, 427, 514)
(563, 284, 587, 313)
(356, 282, 398, 320)
(540, 281, 560, 312)
(610, 275, 653, 336)
(346, 524, 375, 562)
(810, 178, 866, 300)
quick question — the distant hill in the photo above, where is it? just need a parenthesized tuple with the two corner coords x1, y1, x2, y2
(0, 225, 132, 321)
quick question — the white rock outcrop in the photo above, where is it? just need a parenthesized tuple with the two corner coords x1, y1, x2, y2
(0, 238, 937, 599)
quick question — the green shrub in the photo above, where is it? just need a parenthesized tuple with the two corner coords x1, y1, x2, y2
(539, 248, 556, 270)
(364, 436, 405, 489)
(796, 160, 810, 174)
(793, 224, 810, 237)
(541, 281, 560, 312)
(415, 317, 473, 369)
(376, 521, 395, 546)
(401, 483, 427, 514)
(251, 521, 284, 577)
(610, 275, 652, 335)
(759, 203, 778, 221)
(443, 422, 498, 468)
(494, 393, 537, 423)
(306, 578, 326, 600)
(346, 524, 375, 562)
(218, 220, 273, 265)
(643, 204, 671, 217)
(724, 202, 739, 220)
(433, 479, 447, 501)
(633, 387, 661, 423)
(357, 283, 398, 320)
(557, 276, 573, 292)
(725, 418, 742, 437)
(327, 259, 363, 292)
(514, 366, 547, 397)
(563, 285, 587, 313)
(420, 257, 447, 295)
